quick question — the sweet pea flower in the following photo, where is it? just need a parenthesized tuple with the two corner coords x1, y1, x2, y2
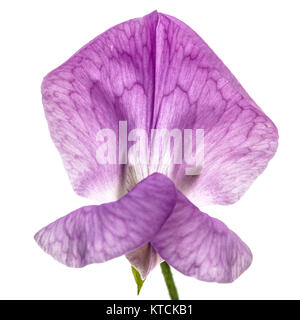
(35, 11, 278, 294)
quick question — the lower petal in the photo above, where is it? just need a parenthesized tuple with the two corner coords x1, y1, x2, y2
(34, 173, 176, 267)
(152, 191, 252, 283)
(126, 243, 162, 279)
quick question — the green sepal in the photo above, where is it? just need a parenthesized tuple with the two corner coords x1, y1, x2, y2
(131, 266, 145, 295)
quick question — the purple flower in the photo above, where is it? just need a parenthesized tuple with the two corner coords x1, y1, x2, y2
(35, 11, 278, 284)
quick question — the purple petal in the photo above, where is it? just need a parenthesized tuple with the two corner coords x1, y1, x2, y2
(42, 12, 159, 202)
(150, 13, 278, 206)
(126, 244, 162, 279)
(152, 191, 252, 283)
(34, 173, 176, 267)
(42, 11, 278, 206)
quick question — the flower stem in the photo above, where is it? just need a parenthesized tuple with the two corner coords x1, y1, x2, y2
(160, 262, 179, 300)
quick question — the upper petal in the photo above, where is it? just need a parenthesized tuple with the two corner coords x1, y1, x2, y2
(152, 191, 252, 283)
(150, 13, 278, 205)
(42, 11, 278, 206)
(34, 173, 176, 267)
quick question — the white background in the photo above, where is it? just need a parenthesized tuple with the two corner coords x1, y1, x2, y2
(0, 0, 299, 300)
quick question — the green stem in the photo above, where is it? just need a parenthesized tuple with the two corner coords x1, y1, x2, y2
(160, 262, 179, 300)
